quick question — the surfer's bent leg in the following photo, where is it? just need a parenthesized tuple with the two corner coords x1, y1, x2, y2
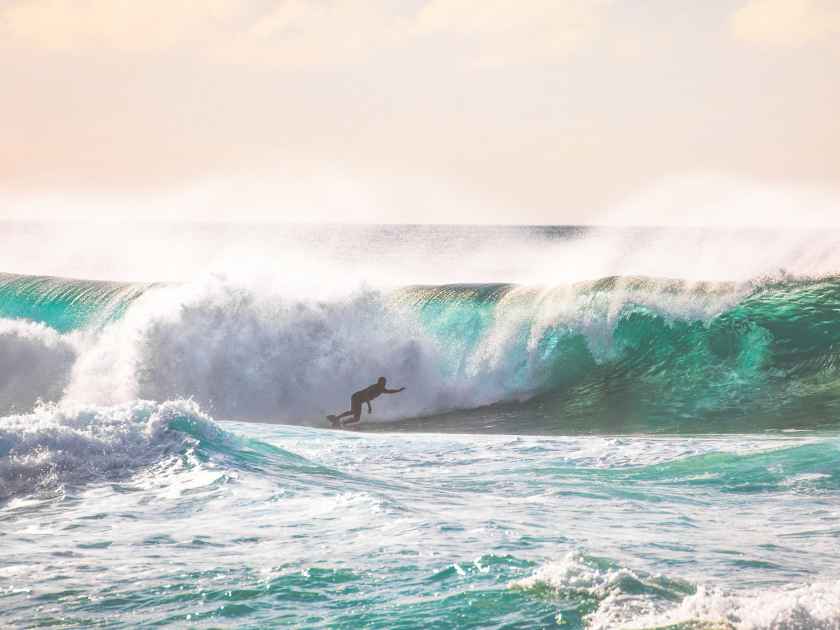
(343, 395, 363, 425)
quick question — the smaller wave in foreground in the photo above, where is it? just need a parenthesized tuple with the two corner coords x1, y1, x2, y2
(0, 399, 223, 502)
(511, 550, 840, 629)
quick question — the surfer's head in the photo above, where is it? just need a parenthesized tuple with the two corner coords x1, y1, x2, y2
(377, 377, 386, 387)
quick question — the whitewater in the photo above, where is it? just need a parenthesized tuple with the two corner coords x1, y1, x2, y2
(1, 225, 839, 629)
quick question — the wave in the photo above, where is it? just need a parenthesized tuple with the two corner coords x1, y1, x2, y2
(0, 399, 222, 502)
(510, 550, 840, 629)
(0, 396, 336, 503)
(617, 439, 840, 493)
(392, 276, 840, 432)
(0, 272, 152, 333)
(1, 271, 840, 431)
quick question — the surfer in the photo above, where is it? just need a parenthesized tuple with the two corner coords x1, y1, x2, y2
(328, 377, 406, 428)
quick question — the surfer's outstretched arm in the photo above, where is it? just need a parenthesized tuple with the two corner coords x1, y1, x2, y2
(383, 387, 406, 394)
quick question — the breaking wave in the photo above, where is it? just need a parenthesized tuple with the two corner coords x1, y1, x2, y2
(1, 271, 840, 431)
(0, 399, 222, 501)
(511, 550, 840, 629)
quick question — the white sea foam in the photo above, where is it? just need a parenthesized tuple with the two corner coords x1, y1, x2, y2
(63, 275, 466, 420)
(0, 399, 216, 501)
(509, 551, 685, 626)
(619, 580, 840, 630)
(0, 319, 78, 412)
(511, 551, 840, 630)
(53, 265, 770, 422)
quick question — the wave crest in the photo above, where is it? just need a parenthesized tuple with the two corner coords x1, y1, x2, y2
(0, 399, 218, 502)
(3, 271, 840, 431)
(511, 551, 840, 629)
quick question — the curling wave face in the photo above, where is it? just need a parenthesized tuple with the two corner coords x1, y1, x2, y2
(1, 271, 840, 432)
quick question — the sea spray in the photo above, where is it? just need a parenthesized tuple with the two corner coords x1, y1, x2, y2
(0, 399, 217, 501)
(0, 319, 77, 411)
(1, 270, 840, 430)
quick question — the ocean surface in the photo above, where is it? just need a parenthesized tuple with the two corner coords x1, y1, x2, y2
(1, 224, 839, 629)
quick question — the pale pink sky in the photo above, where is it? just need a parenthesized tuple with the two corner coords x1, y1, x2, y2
(1, 0, 839, 225)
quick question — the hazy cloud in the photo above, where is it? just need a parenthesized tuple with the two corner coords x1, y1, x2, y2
(415, 0, 609, 64)
(221, 1, 410, 67)
(2, 0, 240, 51)
(1, 1, 838, 225)
(731, 0, 840, 47)
(1, 0, 608, 66)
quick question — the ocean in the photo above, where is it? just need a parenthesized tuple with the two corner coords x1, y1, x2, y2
(1, 224, 839, 629)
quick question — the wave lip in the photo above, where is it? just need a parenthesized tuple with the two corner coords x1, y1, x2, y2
(0, 272, 151, 332)
(0, 399, 220, 502)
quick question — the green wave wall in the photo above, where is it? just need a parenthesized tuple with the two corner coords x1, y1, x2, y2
(395, 277, 840, 432)
(0, 273, 153, 332)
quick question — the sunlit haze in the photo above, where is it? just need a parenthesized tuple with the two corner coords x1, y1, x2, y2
(2, 0, 839, 225)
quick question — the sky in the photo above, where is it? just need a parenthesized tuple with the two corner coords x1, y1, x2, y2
(1, 0, 839, 225)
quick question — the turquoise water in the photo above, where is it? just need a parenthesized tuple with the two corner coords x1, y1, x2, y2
(1, 402, 838, 628)
(1, 224, 840, 628)
(0, 272, 152, 333)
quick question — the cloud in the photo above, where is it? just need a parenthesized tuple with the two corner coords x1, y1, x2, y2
(416, 0, 609, 64)
(731, 0, 840, 47)
(1, 0, 608, 66)
(0, 0, 411, 67)
(221, 1, 409, 67)
(1, 0, 240, 52)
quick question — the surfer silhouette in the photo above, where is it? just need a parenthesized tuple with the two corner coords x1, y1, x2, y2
(328, 377, 406, 428)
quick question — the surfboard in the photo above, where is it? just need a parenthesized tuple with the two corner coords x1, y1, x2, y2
(327, 415, 362, 430)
